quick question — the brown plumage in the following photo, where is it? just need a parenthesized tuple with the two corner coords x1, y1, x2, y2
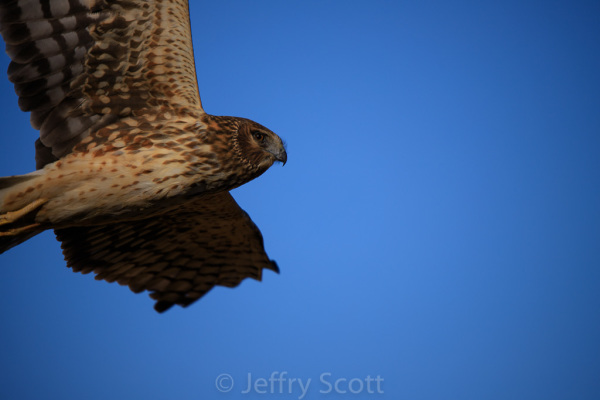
(0, 0, 286, 312)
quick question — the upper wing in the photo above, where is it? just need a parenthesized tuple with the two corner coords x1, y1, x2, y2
(55, 192, 279, 312)
(0, 0, 203, 167)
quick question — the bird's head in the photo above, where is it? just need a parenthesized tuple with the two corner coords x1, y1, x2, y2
(234, 118, 287, 170)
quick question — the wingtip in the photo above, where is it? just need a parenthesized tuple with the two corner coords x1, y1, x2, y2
(153, 300, 174, 313)
(269, 260, 280, 274)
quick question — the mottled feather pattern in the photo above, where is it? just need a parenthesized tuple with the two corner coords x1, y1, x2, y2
(0, 0, 286, 311)
(1, 114, 268, 225)
(56, 193, 278, 312)
(0, 0, 201, 162)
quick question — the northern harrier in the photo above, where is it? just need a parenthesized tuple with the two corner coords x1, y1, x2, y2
(0, 0, 286, 312)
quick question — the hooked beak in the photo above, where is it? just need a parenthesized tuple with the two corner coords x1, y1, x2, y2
(276, 148, 287, 166)
(269, 139, 287, 166)
(266, 136, 287, 166)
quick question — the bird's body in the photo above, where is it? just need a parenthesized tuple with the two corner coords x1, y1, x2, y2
(1, 114, 281, 227)
(0, 0, 286, 311)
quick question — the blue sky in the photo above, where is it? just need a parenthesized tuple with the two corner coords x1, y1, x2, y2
(1, 1, 599, 399)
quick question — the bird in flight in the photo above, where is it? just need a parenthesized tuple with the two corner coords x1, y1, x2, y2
(0, 0, 286, 312)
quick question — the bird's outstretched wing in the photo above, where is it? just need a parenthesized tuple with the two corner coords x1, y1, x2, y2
(55, 192, 279, 312)
(0, 0, 277, 311)
(0, 1, 281, 311)
(0, 0, 203, 168)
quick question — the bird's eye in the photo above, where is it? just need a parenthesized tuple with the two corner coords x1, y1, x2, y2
(252, 131, 265, 142)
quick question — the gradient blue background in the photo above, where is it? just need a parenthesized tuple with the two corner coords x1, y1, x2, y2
(1, 1, 599, 399)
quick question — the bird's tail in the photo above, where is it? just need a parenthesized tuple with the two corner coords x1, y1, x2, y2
(0, 174, 47, 254)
